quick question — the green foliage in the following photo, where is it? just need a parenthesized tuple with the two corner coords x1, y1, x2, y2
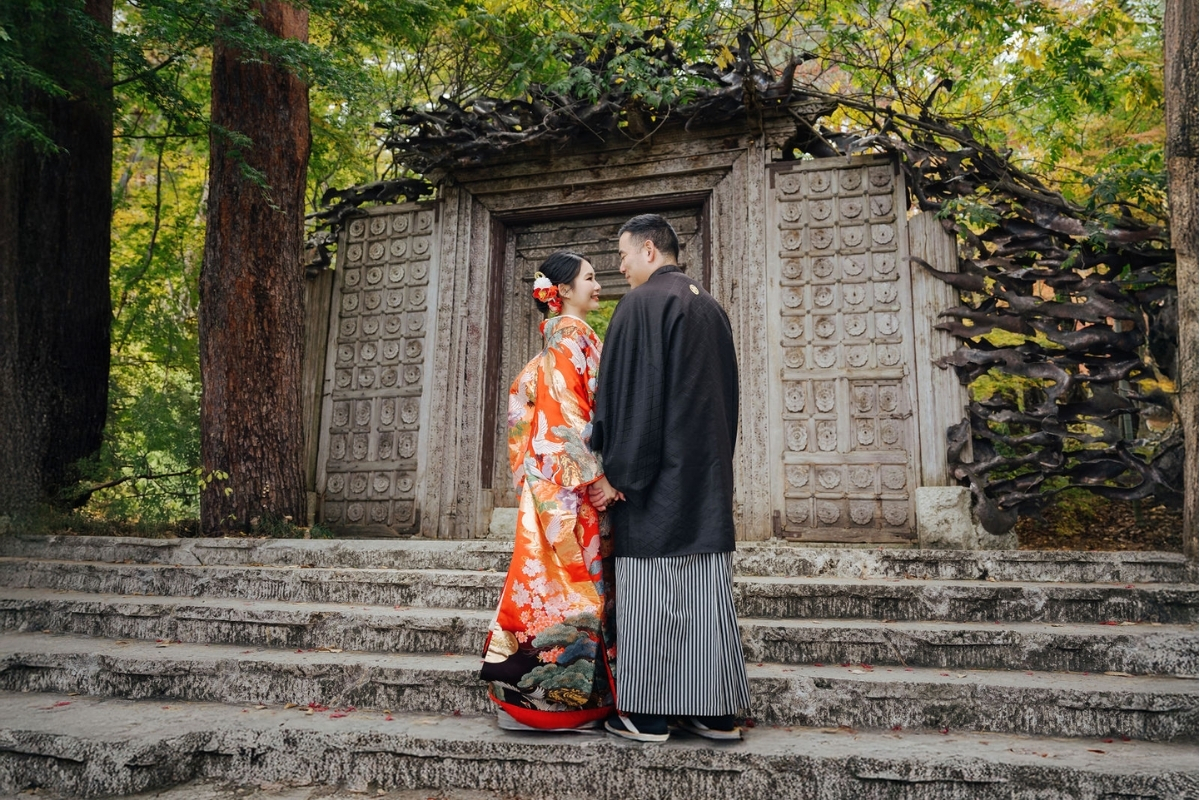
(0, 504, 199, 538)
(250, 512, 307, 538)
(309, 523, 336, 539)
(1027, 487, 1110, 537)
(792, 0, 1165, 218)
(0, 0, 111, 153)
(586, 300, 619, 341)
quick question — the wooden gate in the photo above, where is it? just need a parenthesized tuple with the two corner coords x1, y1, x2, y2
(765, 156, 922, 544)
(313, 204, 440, 535)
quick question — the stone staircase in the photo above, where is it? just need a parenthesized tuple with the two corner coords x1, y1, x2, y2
(0, 534, 1195, 799)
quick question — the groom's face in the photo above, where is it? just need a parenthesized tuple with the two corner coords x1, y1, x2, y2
(618, 232, 656, 288)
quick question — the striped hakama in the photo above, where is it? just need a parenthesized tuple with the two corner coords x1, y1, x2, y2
(614, 551, 751, 716)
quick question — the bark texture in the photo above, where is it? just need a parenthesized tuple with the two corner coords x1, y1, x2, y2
(1164, 0, 1198, 562)
(200, 2, 310, 533)
(0, 0, 113, 517)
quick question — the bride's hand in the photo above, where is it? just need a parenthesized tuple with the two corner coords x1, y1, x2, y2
(590, 476, 622, 510)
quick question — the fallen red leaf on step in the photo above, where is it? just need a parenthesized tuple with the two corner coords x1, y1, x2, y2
(1120, 735, 1130, 742)
(1101, 738, 1114, 743)
(939, 727, 949, 735)
(384, 716, 394, 721)
(891, 724, 902, 731)
(42, 701, 70, 709)
(813, 662, 824, 667)
(330, 713, 347, 719)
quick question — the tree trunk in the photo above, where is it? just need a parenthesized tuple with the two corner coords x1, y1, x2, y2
(1164, 0, 1198, 562)
(0, 0, 113, 518)
(200, 2, 310, 533)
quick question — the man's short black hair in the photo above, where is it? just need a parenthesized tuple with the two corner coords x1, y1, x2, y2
(619, 214, 680, 261)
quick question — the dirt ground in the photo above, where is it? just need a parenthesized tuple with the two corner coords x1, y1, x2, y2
(1017, 498, 1185, 552)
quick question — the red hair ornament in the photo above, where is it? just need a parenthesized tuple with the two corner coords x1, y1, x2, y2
(532, 272, 562, 313)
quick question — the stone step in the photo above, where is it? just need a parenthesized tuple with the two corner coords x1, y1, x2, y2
(111, 780, 513, 800)
(740, 618, 1198, 677)
(2, 559, 1193, 625)
(1, 590, 1194, 675)
(0, 691, 1195, 799)
(735, 575, 1197, 624)
(1, 534, 1193, 583)
(0, 633, 1193, 742)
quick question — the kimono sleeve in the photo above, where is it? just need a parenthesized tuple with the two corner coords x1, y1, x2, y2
(531, 325, 604, 490)
(507, 363, 538, 490)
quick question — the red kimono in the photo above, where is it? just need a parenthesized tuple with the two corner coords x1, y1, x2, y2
(480, 315, 616, 729)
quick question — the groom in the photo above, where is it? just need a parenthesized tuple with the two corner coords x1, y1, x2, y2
(588, 214, 750, 743)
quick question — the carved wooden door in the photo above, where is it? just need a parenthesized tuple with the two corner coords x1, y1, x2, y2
(765, 156, 920, 544)
(488, 207, 707, 508)
(314, 204, 439, 535)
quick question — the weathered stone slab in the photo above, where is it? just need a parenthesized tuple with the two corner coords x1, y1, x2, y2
(0, 590, 490, 655)
(120, 780, 512, 800)
(1, 591, 1194, 675)
(733, 576, 1197, 624)
(0, 633, 1194, 742)
(0, 536, 519, 572)
(0, 561, 503, 612)
(2, 562, 1194, 625)
(738, 618, 1199, 676)
(733, 546, 1196, 584)
(915, 486, 1018, 550)
(1, 536, 1193, 584)
(0, 692, 1195, 800)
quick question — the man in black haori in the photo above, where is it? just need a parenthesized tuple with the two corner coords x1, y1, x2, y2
(588, 213, 751, 743)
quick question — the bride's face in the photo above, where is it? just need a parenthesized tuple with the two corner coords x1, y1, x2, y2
(560, 260, 602, 314)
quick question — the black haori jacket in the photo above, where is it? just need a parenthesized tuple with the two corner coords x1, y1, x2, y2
(591, 264, 739, 559)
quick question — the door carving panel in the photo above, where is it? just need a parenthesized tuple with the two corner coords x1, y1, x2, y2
(766, 156, 919, 543)
(316, 205, 438, 534)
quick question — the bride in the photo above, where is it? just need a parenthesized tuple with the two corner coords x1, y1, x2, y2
(480, 251, 622, 731)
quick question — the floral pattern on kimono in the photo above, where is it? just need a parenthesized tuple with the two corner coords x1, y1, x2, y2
(480, 315, 616, 728)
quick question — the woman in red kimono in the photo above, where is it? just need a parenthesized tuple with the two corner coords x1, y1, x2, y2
(480, 251, 622, 732)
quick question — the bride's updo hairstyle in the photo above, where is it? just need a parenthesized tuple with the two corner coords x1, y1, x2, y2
(533, 251, 586, 314)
